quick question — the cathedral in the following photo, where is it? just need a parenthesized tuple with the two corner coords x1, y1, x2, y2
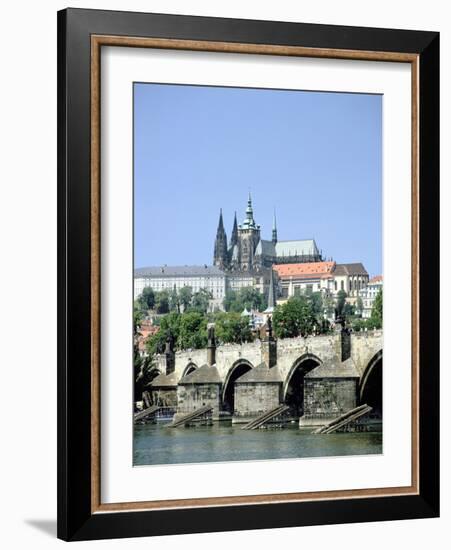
(213, 194, 323, 273)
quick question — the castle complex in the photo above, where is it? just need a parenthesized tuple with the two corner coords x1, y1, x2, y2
(213, 193, 322, 272)
(134, 194, 373, 310)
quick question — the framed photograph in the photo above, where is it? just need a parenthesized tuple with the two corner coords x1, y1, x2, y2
(57, 8, 439, 541)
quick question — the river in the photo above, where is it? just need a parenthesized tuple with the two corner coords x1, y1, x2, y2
(133, 422, 382, 466)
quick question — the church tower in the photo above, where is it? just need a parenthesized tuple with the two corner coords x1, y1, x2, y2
(213, 209, 228, 269)
(237, 193, 261, 272)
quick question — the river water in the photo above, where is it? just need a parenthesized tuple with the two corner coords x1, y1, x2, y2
(133, 422, 382, 466)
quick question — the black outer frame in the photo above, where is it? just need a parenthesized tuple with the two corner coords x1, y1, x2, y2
(57, 8, 439, 542)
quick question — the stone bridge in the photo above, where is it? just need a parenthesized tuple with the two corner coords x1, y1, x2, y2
(149, 327, 383, 425)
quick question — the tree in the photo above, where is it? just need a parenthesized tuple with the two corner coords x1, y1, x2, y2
(145, 311, 181, 355)
(137, 286, 155, 311)
(178, 286, 193, 311)
(155, 290, 170, 314)
(370, 289, 383, 329)
(178, 312, 208, 350)
(190, 288, 212, 314)
(223, 287, 267, 313)
(214, 311, 253, 344)
(356, 296, 364, 316)
(133, 301, 143, 334)
(336, 290, 347, 317)
(272, 296, 317, 339)
(309, 291, 324, 316)
(169, 286, 180, 313)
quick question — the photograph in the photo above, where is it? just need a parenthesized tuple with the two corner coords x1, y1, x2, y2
(132, 82, 383, 466)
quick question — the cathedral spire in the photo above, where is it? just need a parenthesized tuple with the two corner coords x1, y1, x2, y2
(272, 209, 278, 244)
(213, 209, 228, 269)
(230, 211, 238, 248)
(242, 192, 256, 229)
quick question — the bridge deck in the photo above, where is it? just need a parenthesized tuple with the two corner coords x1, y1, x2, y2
(170, 405, 213, 428)
(313, 404, 373, 434)
(241, 404, 290, 430)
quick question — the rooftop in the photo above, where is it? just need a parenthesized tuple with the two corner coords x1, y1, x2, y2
(236, 362, 283, 383)
(275, 239, 319, 258)
(273, 261, 335, 279)
(148, 371, 178, 388)
(178, 364, 222, 384)
(305, 357, 360, 379)
(369, 275, 383, 284)
(134, 265, 225, 278)
(333, 263, 368, 276)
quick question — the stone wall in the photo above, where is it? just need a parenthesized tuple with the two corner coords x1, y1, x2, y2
(149, 388, 177, 408)
(234, 382, 282, 420)
(302, 378, 358, 425)
(176, 383, 222, 418)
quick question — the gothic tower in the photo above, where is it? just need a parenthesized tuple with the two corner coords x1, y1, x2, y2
(237, 193, 261, 272)
(213, 209, 228, 269)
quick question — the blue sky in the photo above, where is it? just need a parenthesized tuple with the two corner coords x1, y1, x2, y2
(134, 83, 382, 277)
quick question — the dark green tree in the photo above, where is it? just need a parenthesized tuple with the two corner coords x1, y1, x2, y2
(137, 286, 155, 311)
(370, 289, 383, 329)
(178, 312, 208, 349)
(214, 311, 253, 344)
(155, 290, 170, 314)
(223, 287, 267, 313)
(272, 296, 317, 339)
(190, 288, 212, 314)
(178, 286, 193, 311)
(169, 286, 180, 313)
(336, 290, 347, 317)
(309, 291, 324, 316)
(133, 301, 143, 334)
(145, 311, 181, 355)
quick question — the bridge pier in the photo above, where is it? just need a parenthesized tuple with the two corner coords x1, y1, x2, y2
(299, 358, 360, 427)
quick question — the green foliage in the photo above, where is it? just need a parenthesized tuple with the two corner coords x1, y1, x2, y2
(169, 286, 180, 313)
(145, 312, 181, 355)
(179, 312, 208, 350)
(351, 291, 382, 331)
(214, 311, 253, 344)
(155, 290, 170, 314)
(133, 301, 143, 335)
(272, 296, 318, 338)
(336, 290, 347, 317)
(178, 286, 193, 311)
(189, 288, 212, 314)
(223, 287, 267, 313)
(137, 286, 155, 311)
(309, 292, 324, 316)
(370, 289, 383, 329)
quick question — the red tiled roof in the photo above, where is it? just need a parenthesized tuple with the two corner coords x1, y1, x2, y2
(273, 261, 335, 279)
(369, 275, 383, 283)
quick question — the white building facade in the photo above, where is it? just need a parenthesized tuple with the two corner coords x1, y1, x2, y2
(134, 265, 227, 310)
(359, 275, 383, 318)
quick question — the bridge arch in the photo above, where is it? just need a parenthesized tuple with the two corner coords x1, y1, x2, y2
(182, 362, 198, 378)
(359, 350, 383, 417)
(283, 354, 322, 417)
(222, 359, 254, 414)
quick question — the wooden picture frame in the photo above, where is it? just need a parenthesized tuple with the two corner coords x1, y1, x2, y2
(57, 8, 439, 541)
